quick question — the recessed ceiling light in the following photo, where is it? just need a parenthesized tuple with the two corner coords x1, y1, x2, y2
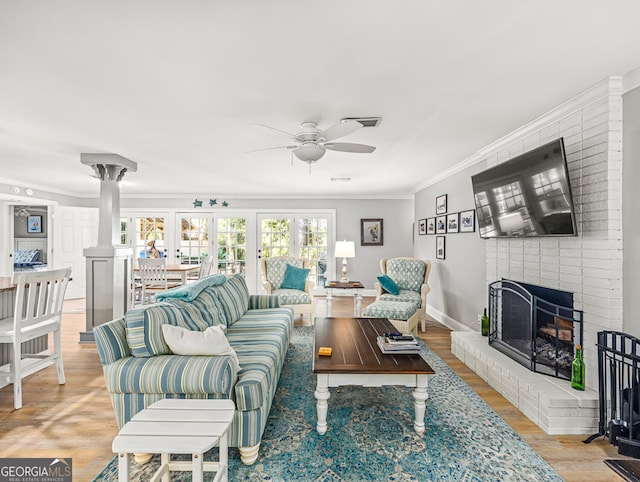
(25, 188, 34, 196)
(11, 186, 20, 194)
(330, 177, 352, 182)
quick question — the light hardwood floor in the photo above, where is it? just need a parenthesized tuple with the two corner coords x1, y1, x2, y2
(0, 296, 625, 481)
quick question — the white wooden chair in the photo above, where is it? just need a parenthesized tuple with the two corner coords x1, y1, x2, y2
(198, 256, 215, 279)
(0, 267, 71, 409)
(137, 258, 181, 304)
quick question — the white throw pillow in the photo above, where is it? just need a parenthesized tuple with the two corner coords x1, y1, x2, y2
(161, 324, 241, 371)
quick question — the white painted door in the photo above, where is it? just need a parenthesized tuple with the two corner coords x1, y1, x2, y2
(52, 206, 98, 299)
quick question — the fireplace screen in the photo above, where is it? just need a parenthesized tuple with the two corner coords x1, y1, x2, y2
(488, 279, 583, 380)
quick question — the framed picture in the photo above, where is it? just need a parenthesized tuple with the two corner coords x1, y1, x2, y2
(447, 212, 459, 233)
(436, 236, 445, 260)
(418, 219, 427, 235)
(426, 217, 436, 235)
(436, 194, 447, 215)
(361, 218, 383, 246)
(27, 215, 42, 233)
(436, 215, 446, 234)
(460, 209, 476, 233)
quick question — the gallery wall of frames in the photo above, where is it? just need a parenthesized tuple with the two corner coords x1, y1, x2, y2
(417, 194, 476, 260)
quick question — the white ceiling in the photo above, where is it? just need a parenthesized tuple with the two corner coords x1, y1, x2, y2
(1, 1, 639, 199)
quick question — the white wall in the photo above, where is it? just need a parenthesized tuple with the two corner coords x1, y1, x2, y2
(414, 164, 486, 330)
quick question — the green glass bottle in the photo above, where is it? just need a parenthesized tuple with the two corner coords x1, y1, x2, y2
(481, 308, 489, 336)
(571, 344, 585, 391)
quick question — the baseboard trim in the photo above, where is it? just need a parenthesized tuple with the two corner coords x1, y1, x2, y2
(426, 306, 474, 333)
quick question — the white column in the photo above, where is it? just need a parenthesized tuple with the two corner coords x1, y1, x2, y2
(80, 154, 137, 342)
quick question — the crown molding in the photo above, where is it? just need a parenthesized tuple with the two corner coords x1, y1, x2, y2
(623, 66, 640, 93)
(412, 76, 623, 193)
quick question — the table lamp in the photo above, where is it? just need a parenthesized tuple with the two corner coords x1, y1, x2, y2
(334, 240, 355, 283)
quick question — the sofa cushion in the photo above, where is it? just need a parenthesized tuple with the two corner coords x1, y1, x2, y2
(280, 264, 309, 291)
(165, 286, 228, 329)
(377, 274, 400, 295)
(213, 274, 250, 326)
(102, 354, 237, 395)
(125, 303, 208, 358)
(162, 324, 241, 371)
(385, 258, 426, 292)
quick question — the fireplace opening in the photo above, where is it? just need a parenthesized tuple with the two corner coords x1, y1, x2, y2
(488, 279, 583, 380)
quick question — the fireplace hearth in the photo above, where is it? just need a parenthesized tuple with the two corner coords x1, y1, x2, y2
(488, 279, 583, 380)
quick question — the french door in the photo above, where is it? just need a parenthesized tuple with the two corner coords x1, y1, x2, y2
(121, 210, 332, 293)
(175, 212, 252, 276)
(257, 214, 331, 291)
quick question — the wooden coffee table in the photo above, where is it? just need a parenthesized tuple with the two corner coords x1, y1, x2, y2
(312, 317, 435, 435)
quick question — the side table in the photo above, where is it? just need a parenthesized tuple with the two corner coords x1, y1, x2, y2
(325, 281, 364, 317)
(112, 399, 235, 482)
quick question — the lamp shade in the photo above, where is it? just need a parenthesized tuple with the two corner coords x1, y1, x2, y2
(334, 240, 355, 258)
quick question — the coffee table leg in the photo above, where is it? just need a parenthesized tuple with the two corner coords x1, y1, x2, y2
(315, 373, 330, 434)
(412, 375, 429, 434)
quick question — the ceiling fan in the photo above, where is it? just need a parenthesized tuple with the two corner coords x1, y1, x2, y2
(249, 120, 376, 167)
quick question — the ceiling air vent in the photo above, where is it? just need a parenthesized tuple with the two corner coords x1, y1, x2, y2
(341, 117, 381, 128)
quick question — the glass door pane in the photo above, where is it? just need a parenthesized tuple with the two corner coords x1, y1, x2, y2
(135, 216, 166, 259)
(216, 217, 247, 275)
(297, 217, 328, 287)
(260, 217, 293, 259)
(178, 216, 210, 264)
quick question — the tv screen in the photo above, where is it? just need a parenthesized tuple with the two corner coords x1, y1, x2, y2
(471, 138, 577, 238)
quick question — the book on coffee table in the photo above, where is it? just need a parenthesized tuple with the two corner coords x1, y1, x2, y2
(376, 336, 420, 354)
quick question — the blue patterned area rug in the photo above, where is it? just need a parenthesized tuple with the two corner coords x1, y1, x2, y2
(94, 326, 563, 481)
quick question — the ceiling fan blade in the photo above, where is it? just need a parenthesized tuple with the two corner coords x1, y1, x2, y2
(252, 124, 297, 140)
(246, 145, 297, 154)
(324, 142, 376, 153)
(321, 120, 362, 141)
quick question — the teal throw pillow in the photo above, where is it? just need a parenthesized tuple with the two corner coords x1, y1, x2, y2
(281, 263, 310, 291)
(377, 274, 400, 295)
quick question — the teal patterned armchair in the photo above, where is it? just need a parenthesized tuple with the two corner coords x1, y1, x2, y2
(374, 257, 431, 331)
(261, 256, 316, 323)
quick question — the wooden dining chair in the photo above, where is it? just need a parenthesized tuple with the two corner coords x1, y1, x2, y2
(0, 267, 72, 409)
(198, 256, 215, 279)
(137, 258, 181, 304)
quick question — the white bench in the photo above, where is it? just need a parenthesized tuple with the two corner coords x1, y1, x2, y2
(112, 399, 235, 482)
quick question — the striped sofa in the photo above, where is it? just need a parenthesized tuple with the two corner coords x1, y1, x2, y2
(94, 274, 293, 465)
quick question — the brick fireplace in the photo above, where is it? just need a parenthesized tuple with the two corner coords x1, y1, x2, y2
(453, 78, 624, 435)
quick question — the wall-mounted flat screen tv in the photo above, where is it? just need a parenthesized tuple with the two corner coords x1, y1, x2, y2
(471, 138, 577, 238)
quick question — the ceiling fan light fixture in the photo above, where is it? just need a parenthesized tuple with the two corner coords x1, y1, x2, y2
(293, 144, 326, 163)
